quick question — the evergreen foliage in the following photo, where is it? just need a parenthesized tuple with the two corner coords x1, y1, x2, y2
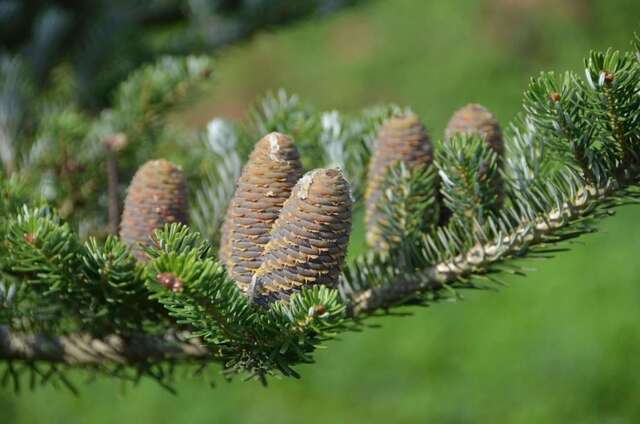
(0, 0, 360, 110)
(2, 31, 640, 392)
(437, 134, 502, 224)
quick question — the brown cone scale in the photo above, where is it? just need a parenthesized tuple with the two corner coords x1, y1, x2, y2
(249, 168, 353, 306)
(445, 103, 503, 154)
(221, 132, 303, 292)
(364, 113, 434, 250)
(120, 159, 189, 261)
(218, 207, 233, 265)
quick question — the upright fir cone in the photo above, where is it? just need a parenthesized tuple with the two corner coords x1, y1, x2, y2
(249, 168, 353, 306)
(365, 113, 434, 250)
(445, 103, 504, 204)
(221, 132, 303, 292)
(445, 103, 503, 155)
(120, 159, 189, 261)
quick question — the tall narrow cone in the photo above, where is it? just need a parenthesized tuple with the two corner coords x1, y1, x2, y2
(365, 113, 434, 250)
(120, 159, 189, 261)
(445, 103, 503, 154)
(221, 132, 303, 292)
(445, 103, 504, 204)
(249, 168, 353, 306)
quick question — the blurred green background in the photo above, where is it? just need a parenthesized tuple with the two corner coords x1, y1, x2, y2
(3, 0, 640, 422)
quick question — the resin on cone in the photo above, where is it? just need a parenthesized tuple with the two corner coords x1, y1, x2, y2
(120, 159, 189, 261)
(221, 132, 303, 292)
(445, 103, 503, 154)
(365, 113, 434, 250)
(249, 168, 352, 306)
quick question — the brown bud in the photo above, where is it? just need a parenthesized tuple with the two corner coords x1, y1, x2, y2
(549, 92, 561, 103)
(120, 159, 189, 261)
(156, 272, 183, 292)
(604, 71, 614, 83)
(221, 133, 303, 292)
(445, 103, 503, 155)
(308, 304, 327, 317)
(365, 113, 434, 250)
(103, 133, 128, 152)
(23, 233, 37, 245)
(249, 168, 353, 306)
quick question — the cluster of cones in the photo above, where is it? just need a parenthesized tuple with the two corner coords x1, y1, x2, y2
(364, 103, 503, 249)
(119, 133, 353, 306)
(119, 103, 501, 305)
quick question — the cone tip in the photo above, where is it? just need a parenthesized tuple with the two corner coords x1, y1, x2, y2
(139, 158, 182, 173)
(261, 132, 294, 162)
(296, 167, 349, 200)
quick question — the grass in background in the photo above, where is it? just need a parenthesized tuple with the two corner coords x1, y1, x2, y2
(3, 0, 640, 422)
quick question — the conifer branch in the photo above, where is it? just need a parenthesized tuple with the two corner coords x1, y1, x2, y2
(2, 32, 640, 388)
(0, 327, 209, 365)
(348, 179, 626, 315)
(104, 133, 127, 235)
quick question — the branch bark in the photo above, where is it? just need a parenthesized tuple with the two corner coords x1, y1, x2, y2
(0, 327, 210, 365)
(349, 182, 607, 316)
(0, 181, 628, 365)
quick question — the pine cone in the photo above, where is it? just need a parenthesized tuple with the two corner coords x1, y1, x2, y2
(445, 103, 503, 154)
(365, 113, 434, 250)
(249, 168, 353, 306)
(120, 159, 189, 261)
(445, 103, 504, 206)
(221, 132, 303, 292)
